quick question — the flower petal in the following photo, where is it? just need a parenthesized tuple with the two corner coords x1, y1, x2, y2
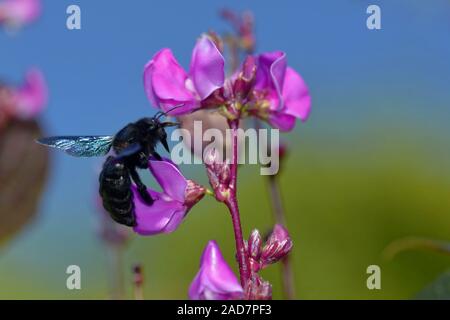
(189, 240, 243, 300)
(13, 68, 47, 119)
(255, 51, 287, 110)
(282, 67, 311, 122)
(148, 158, 187, 203)
(131, 186, 186, 235)
(267, 112, 296, 132)
(0, 0, 41, 26)
(189, 36, 225, 100)
(143, 48, 197, 115)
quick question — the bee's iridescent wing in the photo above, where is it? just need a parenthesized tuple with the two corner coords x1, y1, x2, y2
(36, 135, 114, 157)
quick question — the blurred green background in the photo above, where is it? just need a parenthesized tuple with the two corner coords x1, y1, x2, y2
(1, 0, 450, 299)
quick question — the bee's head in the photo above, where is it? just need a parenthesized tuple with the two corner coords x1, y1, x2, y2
(143, 114, 179, 133)
(142, 117, 159, 132)
(147, 105, 184, 132)
(138, 110, 180, 153)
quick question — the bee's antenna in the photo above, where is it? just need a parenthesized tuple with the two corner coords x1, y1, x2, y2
(156, 104, 185, 120)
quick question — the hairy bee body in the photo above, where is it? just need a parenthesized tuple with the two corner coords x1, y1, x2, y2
(99, 156, 135, 226)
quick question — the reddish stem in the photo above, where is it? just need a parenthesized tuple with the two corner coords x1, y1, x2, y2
(225, 119, 251, 288)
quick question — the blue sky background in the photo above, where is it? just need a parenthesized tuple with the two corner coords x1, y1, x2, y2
(1, 0, 450, 298)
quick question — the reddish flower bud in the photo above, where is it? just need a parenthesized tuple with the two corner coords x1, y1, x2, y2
(220, 9, 255, 53)
(132, 264, 145, 300)
(278, 142, 288, 161)
(133, 264, 144, 286)
(233, 55, 256, 100)
(248, 229, 262, 259)
(261, 224, 293, 266)
(247, 229, 263, 272)
(205, 148, 231, 202)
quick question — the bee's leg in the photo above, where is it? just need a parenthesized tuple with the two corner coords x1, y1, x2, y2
(129, 167, 154, 205)
(136, 151, 149, 169)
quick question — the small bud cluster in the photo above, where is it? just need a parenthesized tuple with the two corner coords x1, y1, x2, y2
(244, 224, 293, 300)
(205, 148, 231, 202)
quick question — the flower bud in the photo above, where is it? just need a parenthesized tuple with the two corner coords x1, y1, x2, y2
(132, 264, 145, 300)
(133, 264, 144, 286)
(239, 11, 255, 53)
(261, 224, 293, 266)
(233, 55, 256, 100)
(220, 9, 255, 53)
(247, 229, 263, 272)
(248, 229, 262, 260)
(278, 142, 288, 161)
(205, 148, 232, 202)
(244, 274, 272, 300)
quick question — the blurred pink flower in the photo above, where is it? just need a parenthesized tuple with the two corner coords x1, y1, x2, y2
(0, 68, 47, 127)
(143, 35, 225, 116)
(0, 0, 41, 28)
(251, 51, 311, 131)
(12, 68, 47, 119)
(189, 240, 244, 300)
(132, 158, 205, 235)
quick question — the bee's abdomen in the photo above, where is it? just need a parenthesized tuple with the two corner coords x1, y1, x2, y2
(99, 156, 136, 227)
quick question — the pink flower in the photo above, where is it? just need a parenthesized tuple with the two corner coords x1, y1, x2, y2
(0, 0, 41, 28)
(0, 68, 47, 125)
(144, 36, 311, 131)
(12, 68, 47, 119)
(143, 35, 225, 116)
(189, 240, 244, 300)
(132, 159, 205, 236)
(251, 51, 311, 131)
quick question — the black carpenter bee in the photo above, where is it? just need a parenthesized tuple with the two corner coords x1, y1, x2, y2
(36, 107, 180, 227)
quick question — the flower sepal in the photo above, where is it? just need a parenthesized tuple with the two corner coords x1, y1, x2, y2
(244, 274, 272, 300)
